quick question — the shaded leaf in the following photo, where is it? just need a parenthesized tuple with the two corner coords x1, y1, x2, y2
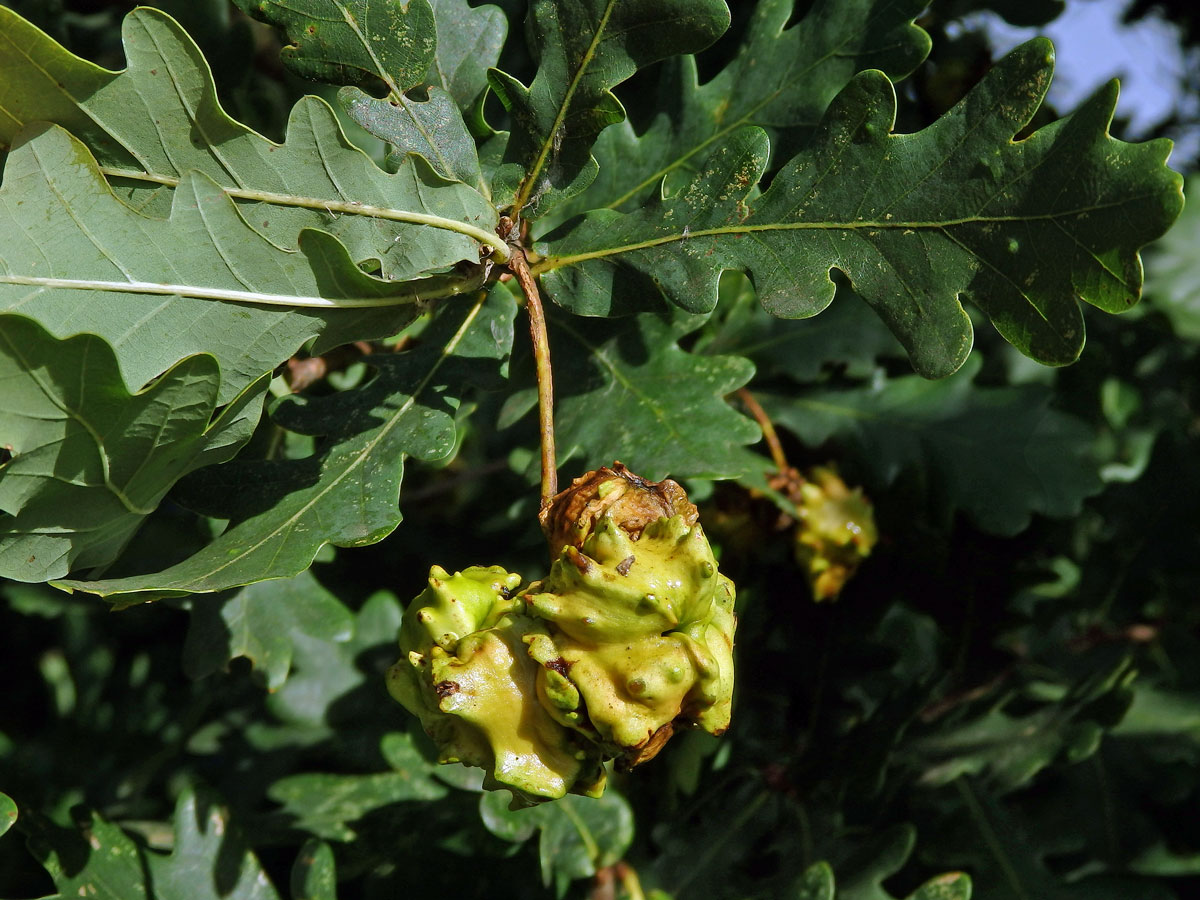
(268, 732, 448, 840)
(231, 0, 437, 91)
(548, 309, 760, 480)
(0, 6, 501, 284)
(341, 85, 484, 189)
(697, 277, 905, 382)
(339, 0, 508, 190)
(836, 824, 917, 900)
(182, 569, 356, 690)
(290, 839, 337, 900)
(562, 0, 931, 217)
(266, 589, 404, 730)
(489, 0, 730, 219)
(938, 779, 1176, 900)
(26, 809, 149, 900)
(763, 356, 1103, 535)
(907, 660, 1137, 793)
(795, 861, 836, 900)
(536, 40, 1183, 377)
(1146, 174, 1200, 340)
(425, 0, 508, 109)
(0, 314, 266, 582)
(479, 788, 634, 895)
(145, 788, 281, 900)
(56, 287, 516, 601)
(0, 124, 475, 404)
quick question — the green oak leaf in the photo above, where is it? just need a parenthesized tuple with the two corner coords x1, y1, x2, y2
(696, 276, 905, 382)
(488, 0, 730, 219)
(1146, 174, 1200, 341)
(290, 840, 337, 900)
(0, 792, 15, 838)
(831, 825, 915, 900)
(425, 0, 508, 109)
(339, 0, 507, 191)
(266, 589, 404, 730)
(232, 0, 436, 91)
(557, 0, 931, 217)
(0, 314, 266, 583)
(905, 874, 972, 900)
(0, 124, 463, 404)
(57, 287, 516, 602)
(0, 6, 502, 281)
(535, 39, 1183, 377)
(268, 732, 448, 841)
(146, 788, 281, 900)
(479, 787, 634, 895)
(547, 309, 760, 480)
(26, 809, 150, 900)
(182, 569, 356, 690)
(937, 779, 1175, 900)
(796, 862, 836, 900)
(762, 356, 1103, 535)
(908, 660, 1136, 792)
(341, 85, 485, 190)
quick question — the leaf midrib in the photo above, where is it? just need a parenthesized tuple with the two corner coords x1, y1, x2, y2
(513, 0, 618, 214)
(71, 292, 490, 595)
(532, 199, 1146, 277)
(98, 166, 509, 259)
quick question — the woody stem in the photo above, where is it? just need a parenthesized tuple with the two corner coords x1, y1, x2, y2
(508, 241, 558, 507)
(737, 387, 789, 472)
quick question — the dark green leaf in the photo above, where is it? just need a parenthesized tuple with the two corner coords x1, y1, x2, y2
(1146, 174, 1200, 340)
(182, 570, 355, 690)
(0, 314, 265, 582)
(26, 809, 149, 900)
(537, 40, 1183, 376)
(0, 792, 15, 839)
(336, 0, 508, 191)
(696, 276, 905, 382)
(489, 0, 730, 219)
(425, 0, 508, 109)
(266, 589, 403, 729)
(548, 309, 760, 480)
(232, 0, 437, 92)
(290, 839, 337, 900)
(938, 779, 1177, 900)
(145, 788, 281, 900)
(479, 788, 634, 894)
(907, 660, 1137, 792)
(562, 0, 931, 216)
(795, 861, 836, 900)
(340, 85, 484, 189)
(763, 356, 1104, 535)
(56, 287, 516, 601)
(268, 732, 448, 840)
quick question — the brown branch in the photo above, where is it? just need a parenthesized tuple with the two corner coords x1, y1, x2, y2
(737, 387, 789, 472)
(505, 220, 557, 506)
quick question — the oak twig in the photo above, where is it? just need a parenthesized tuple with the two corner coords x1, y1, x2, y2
(505, 220, 558, 507)
(737, 387, 789, 472)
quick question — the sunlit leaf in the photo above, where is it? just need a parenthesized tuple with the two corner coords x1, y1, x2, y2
(537, 40, 1183, 376)
(0, 314, 265, 582)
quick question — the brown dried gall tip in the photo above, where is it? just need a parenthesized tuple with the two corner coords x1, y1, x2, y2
(539, 462, 698, 558)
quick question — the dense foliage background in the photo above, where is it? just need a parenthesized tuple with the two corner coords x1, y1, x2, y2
(1, 1, 1198, 898)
